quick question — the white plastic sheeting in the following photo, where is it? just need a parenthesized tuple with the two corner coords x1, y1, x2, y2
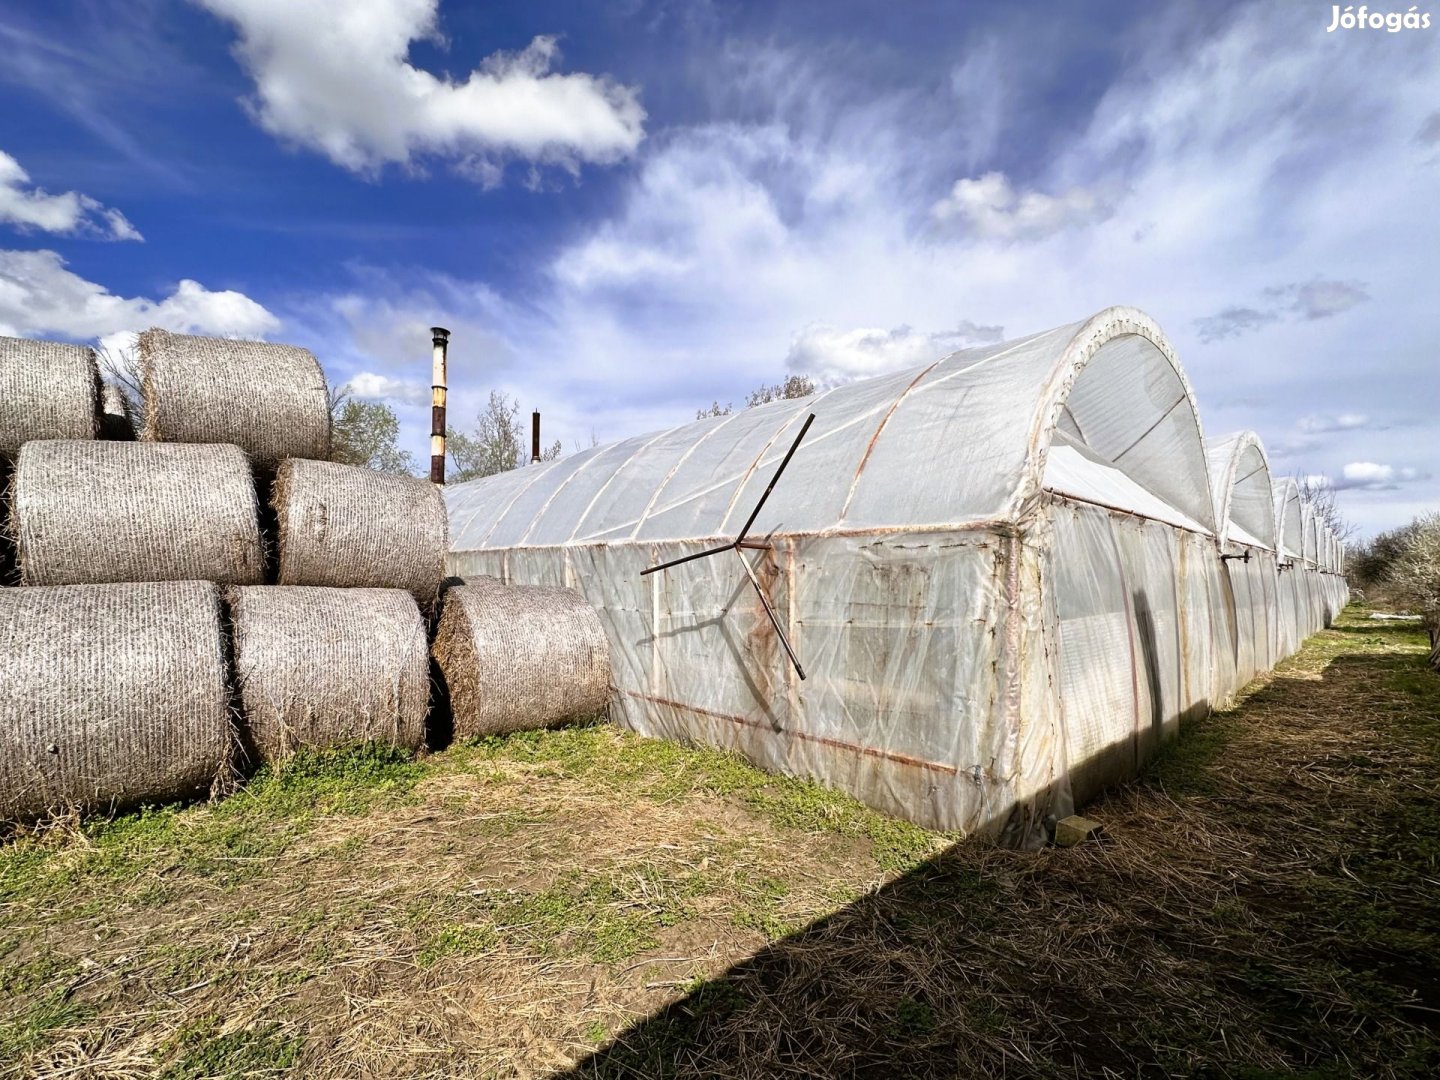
(1207, 432, 1281, 687)
(446, 306, 1346, 844)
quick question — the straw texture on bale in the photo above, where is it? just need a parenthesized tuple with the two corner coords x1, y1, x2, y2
(11, 440, 264, 586)
(0, 580, 233, 821)
(433, 579, 612, 738)
(139, 329, 330, 469)
(0, 336, 100, 462)
(273, 458, 448, 606)
(229, 586, 429, 762)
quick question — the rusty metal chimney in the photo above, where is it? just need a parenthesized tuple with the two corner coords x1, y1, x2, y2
(429, 327, 449, 484)
(531, 410, 541, 465)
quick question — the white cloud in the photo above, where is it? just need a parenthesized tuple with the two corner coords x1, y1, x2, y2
(786, 322, 1004, 385)
(346, 370, 429, 405)
(1329, 461, 1427, 491)
(0, 249, 278, 345)
(1299, 413, 1372, 434)
(929, 171, 1105, 241)
(0, 150, 142, 240)
(302, 5, 1440, 536)
(194, 0, 644, 178)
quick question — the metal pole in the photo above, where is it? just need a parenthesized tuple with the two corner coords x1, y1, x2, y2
(429, 327, 449, 484)
(531, 410, 541, 465)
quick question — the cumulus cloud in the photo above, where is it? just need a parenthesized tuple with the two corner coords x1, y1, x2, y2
(1298, 413, 1373, 434)
(786, 322, 1004, 385)
(1195, 279, 1370, 342)
(0, 249, 277, 344)
(302, 5, 1440, 534)
(194, 0, 645, 178)
(345, 370, 429, 406)
(1328, 462, 1428, 491)
(0, 150, 142, 240)
(929, 171, 1104, 241)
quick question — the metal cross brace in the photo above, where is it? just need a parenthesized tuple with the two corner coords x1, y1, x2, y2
(640, 413, 815, 680)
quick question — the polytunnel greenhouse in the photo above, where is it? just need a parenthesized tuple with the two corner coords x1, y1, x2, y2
(1206, 431, 1281, 689)
(445, 305, 1347, 846)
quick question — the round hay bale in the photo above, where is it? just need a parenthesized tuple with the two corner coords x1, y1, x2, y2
(0, 580, 233, 821)
(273, 458, 448, 607)
(139, 329, 330, 469)
(432, 579, 612, 738)
(0, 336, 100, 462)
(11, 440, 264, 586)
(229, 586, 428, 762)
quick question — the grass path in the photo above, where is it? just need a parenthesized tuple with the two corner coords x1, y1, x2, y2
(2, 605, 1437, 1078)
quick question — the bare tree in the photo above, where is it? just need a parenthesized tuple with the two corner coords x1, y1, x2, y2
(1294, 474, 1355, 541)
(698, 373, 816, 420)
(96, 344, 144, 405)
(448, 391, 560, 482)
(94, 343, 144, 438)
(745, 373, 816, 408)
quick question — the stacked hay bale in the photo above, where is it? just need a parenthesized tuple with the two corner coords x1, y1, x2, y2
(272, 458, 447, 608)
(10, 441, 264, 586)
(1, 337, 102, 584)
(132, 331, 438, 764)
(1, 326, 614, 823)
(229, 586, 428, 761)
(0, 336, 101, 459)
(0, 581, 232, 819)
(433, 577, 611, 737)
(138, 329, 330, 471)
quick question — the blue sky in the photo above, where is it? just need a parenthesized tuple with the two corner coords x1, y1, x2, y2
(1, 0, 1435, 537)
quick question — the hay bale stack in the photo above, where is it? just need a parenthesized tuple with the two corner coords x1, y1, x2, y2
(0, 336, 100, 462)
(0, 581, 233, 821)
(229, 586, 429, 762)
(139, 329, 330, 469)
(11, 440, 264, 586)
(433, 579, 611, 738)
(273, 458, 448, 606)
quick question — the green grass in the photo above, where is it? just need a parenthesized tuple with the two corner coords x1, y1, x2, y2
(448, 725, 948, 872)
(159, 1016, 302, 1080)
(0, 743, 426, 906)
(2, 604, 1435, 1078)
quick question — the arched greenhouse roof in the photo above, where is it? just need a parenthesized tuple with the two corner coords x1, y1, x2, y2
(446, 306, 1216, 551)
(1273, 478, 1304, 560)
(1302, 502, 1320, 566)
(1206, 431, 1276, 550)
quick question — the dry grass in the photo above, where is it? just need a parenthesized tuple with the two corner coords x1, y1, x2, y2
(2, 604, 1436, 1078)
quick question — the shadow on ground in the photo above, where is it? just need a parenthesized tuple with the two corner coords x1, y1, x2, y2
(556, 617, 1440, 1079)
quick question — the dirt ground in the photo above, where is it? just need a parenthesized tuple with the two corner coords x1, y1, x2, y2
(3, 605, 1437, 1078)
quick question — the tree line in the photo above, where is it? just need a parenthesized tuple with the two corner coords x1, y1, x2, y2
(335, 373, 816, 481)
(1347, 513, 1440, 667)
